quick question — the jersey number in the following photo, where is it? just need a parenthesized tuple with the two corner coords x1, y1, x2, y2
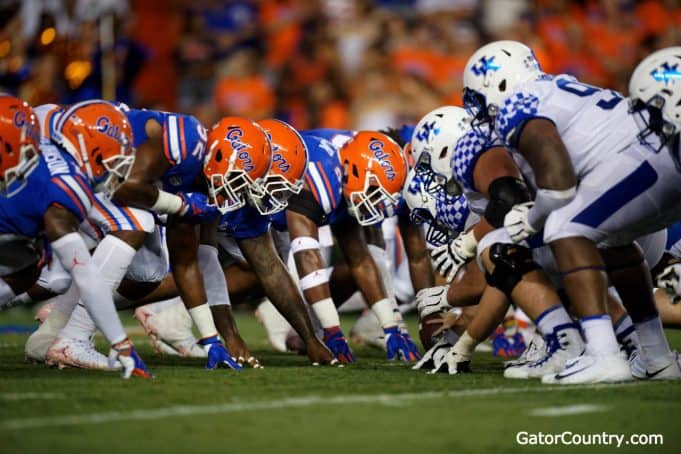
(555, 79, 623, 111)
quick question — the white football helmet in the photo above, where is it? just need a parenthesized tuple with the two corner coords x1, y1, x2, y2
(402, 168, 451, 246)
(463, 40, 543, 125)
(410, 106, 471, 189)
(629, 46, 681, 151)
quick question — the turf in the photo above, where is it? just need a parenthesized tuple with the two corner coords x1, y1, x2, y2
(0, 309, 680, 453)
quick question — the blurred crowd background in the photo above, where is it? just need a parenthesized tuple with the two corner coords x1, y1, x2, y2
(0, 0, 679, 131)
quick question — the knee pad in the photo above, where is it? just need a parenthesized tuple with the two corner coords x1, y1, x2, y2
(485, 243, 541, 299)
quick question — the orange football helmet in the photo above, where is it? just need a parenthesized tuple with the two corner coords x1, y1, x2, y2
(52, 100, 134, 197)
(204, 117, 272, 213)
(339, 131, 407, 226)
(0, 95, 41, 197)
(251, 119, 308, 215)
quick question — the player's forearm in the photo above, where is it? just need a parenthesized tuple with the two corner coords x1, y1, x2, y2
(409, 256, 434, 293)
(240, 235, 319, 341)
(114, 180, 161, 210)
(350, 256, 387, 304)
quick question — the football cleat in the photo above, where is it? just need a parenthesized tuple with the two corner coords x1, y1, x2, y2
(134, 304, 206, 358)
(255, 299, 295, 353)
(630, 351, 681, 381)
(504, 333, 545, 368)
(46, 336, 121, 371)
(323, 326, 355, 364)
(505, 325, 583, 379)
(109, 339, 153, 379)
(349, 309, 385, 349)
(25, 308, 68, 363)
(542, 351, 632, 385)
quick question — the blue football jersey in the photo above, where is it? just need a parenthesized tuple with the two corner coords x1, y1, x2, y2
(125, 109, 207, 193)
(0, 144, 94, 237)
(217, 204, 270, 240)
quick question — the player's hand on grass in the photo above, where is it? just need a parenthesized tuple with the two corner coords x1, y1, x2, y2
(198, 335, 242, 370)
(224, 335, 262, 369)
(110, 339, 153, 379)
(384, 326, 418, 362)
(504, 202, 537, 243)
(306, 338, 341, 366)
(322, 326, 355, 364)
(400, 331, 422, 361)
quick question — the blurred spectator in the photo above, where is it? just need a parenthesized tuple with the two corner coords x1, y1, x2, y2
(1, 0, 679, 129)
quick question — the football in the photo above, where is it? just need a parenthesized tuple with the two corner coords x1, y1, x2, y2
(419, 310, 444, 350)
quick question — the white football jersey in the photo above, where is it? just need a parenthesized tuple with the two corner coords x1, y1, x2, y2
(494, 74, 638, 177)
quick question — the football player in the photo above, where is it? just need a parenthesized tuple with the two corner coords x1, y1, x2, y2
(0, 96, 151, 379)
(463, 41, 681, 383)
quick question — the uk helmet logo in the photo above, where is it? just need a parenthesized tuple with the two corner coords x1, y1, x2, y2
(650, 62, 681, 85)
(471, 56, 500, 77)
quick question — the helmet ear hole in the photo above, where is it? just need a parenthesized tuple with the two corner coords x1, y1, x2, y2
(215, 149, 223, 162)
(438, 146, 448, 160)
(499, 79, 507, 92)
(352, 164, 359, 178)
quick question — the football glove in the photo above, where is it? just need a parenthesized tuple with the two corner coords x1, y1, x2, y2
(503, 202, 537, 243)
(412, 338, 452, 371)
(323, 326, 355, 364)
(198, 335, 242, 370)
(415, 285, 450, 320)
(109, 339, 153, 379)
(656, 263, 681, 303)
(430, 235, 474, 282)
(400, 331, 422, 361)
(384, 326, 418, 362)
(178, 192, 219, 222)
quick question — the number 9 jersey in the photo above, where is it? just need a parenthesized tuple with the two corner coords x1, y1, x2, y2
(494, 74, 639, 178)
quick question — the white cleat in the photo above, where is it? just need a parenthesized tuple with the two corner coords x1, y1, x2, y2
(505, 326, 583, 379)
(134, 304, 206, 358)
(504, 334, 545, 369)
(630, 351, 681, 381)
(541, 351, 633, 385)
(255, 299, 295, 353)
(45, 336, 121, 371)
(25, 309, 68, 363)
(349, 310, 385, 349)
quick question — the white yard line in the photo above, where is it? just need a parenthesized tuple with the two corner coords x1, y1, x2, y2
(0, 393, 65, 401)
(0, 382, 643, 431)
(529, 404, 610, 417)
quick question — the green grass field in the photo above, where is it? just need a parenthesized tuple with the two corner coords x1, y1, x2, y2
(0, 308, 680, 453)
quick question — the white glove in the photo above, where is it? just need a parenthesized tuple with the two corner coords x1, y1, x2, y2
(657, 263, 681, 304)
(504, 202, 538, 243)
(430, 233, 476, 282)
(415, 285, 450, 320)
(412, 339, 452, 371)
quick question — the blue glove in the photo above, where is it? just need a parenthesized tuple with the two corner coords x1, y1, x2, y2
(401, 332, 422, 362)
(323, 326, 355, 364)
(198, 335, 242, 370)
(384, 326, 418, 362)
(178, 192, 219, 222)
(109, 340, 153, 379)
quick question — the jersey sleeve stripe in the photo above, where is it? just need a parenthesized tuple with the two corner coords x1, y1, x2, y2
(178, 116, 187, 160)
(315, 162, 337, 207)
(305, 174, 321, 206)
(167, 116, 182, 164)
(86, 219, 105, 241)
(51, 178, 87, 219)
(71, 175, 95, 204)
(307, 162, 331, 213)
(92, 196, 122, 230)
(162, 121, 173, 164)
(63, 175, 93, 209)
(120, 207, 145, 231)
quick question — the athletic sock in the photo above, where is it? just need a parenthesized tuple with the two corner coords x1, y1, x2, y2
(635, 316, 672, 364)
(59, 303, 96, 342)
(613, 314, 640, 357)
(535, 304, 575, 336)
(580, 314, 620, 356)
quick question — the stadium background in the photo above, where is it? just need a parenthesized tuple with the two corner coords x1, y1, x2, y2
(1, 0, 679, 134)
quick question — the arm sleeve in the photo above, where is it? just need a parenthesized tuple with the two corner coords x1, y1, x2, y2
(198, 244, 231, 307)
(51, 232, 112, 313)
